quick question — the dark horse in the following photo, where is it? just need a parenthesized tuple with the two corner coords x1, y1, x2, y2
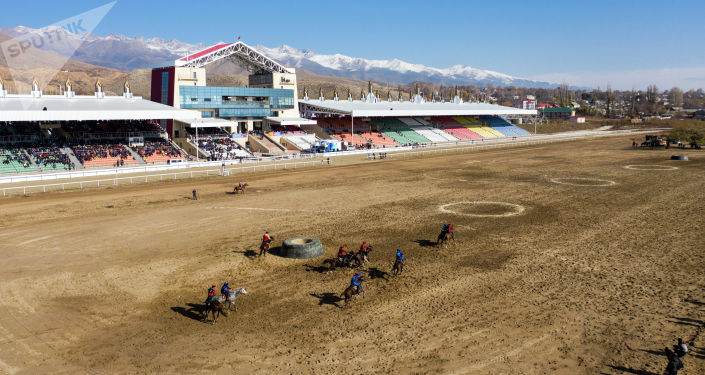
(392, 259, 404, 276)
(323, 254, 354, 270)
(437, 231, 453, 247)
(352, 245, 373, 265)
(203, 300, 228, 324)
(340, 280, 365, 306)
(234, 183, 249, 194)
(260, 237, 273, 257)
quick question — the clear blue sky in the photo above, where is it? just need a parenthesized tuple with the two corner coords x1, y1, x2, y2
(4, 0, 705, 89)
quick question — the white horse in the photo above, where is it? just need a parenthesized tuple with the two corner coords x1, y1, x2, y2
(215, 287, 248, 311)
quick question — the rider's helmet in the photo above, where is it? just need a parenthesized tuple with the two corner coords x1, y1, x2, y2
(354, 272, 359, 275)
(224, 282, 228, 286)
(212, 284, 216, 287)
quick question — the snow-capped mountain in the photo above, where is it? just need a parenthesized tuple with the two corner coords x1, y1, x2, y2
(1, 26, 206, 71)
(1, 26, 555, 87)
(255, 45, 553, 88)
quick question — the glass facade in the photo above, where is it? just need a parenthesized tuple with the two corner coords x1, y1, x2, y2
(179, 86, 294, 117)
(160, 71, 169, 104)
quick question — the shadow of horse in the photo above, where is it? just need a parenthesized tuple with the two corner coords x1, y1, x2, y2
(367, 267, 389, 281)
(310, 293, 343, 308)
(413, 239, 436, 247)
(667, 316, 704, 328)
(304, 264, 331, 273)
(685, 298, 705, 306)
(233, 250, 258, 259)
(225, 191, 237, 195)
(603, 365, 658, 375)
(171, 303, 205, 322)
(639, 349, 668, 357)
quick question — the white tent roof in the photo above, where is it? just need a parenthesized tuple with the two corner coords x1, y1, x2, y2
(0, 95, 201, 122)
(265, 117, 317, 126)
(299, 99, 537, 117)
(176, 118, 237, 128)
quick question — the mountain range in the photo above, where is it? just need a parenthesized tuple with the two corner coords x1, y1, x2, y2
(1, 25, 556, 88)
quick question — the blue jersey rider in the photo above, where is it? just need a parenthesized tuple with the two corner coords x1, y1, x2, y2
(350, 271, 363, 293)
(441, 223, 449, 234)
(396, 249, 406, 263)
(221, 282, 232, 300)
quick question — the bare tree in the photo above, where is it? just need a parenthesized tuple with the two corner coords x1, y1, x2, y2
(669, 86, 683, 107)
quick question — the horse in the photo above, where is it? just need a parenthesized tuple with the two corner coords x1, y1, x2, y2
(234, 183, 248, 194)
(260, 237, 273, 257)
(215, 287, 248, 311)
(392, 259, 404, 276)
(203, 300, 227, 324)
(437, 231, 453, 247)
(323, 254, 353, 270)
(353, 245, 373, 266)
(340, 282, 365, 306)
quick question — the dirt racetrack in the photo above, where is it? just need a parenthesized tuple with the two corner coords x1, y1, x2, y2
(1, 136, 704, 374)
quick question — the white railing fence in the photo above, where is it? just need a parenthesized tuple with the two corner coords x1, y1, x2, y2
(1, 159, 324, 197)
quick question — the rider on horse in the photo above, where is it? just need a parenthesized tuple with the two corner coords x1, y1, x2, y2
(441, 223, 455, 240)
(205, 284, 217, 307)
(360, 241, 368, 253)
(221, 282, 232, 300)
(338, 245, 348, 263)
(262, 231, 272, 245)
(396, 249, 406, 264)
(350, 271, 364, 293)
(238, 181, 244, 189)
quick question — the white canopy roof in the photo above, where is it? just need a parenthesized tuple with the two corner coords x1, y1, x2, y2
(265, 117, 317, 126)
(299, 99, 537, 117)
(176, 118, 237, 128)
(0, 95, 201, 122)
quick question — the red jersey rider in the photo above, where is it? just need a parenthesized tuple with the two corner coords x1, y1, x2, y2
(205, 284, 217, 307)
(360, 241, 368, 253)
(337, 245, 347, 262)
(262, 231, 272, 245)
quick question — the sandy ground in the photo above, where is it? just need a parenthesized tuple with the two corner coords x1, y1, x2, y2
(0, 136, 703, 375)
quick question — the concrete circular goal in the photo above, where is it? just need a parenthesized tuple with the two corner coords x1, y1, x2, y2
(281, 237, 325, 259)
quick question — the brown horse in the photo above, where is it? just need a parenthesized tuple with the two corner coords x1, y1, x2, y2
(392, 259, 404, 276)
(260, 238, 273, 257)
(234, 183, 248, 194)
(323, 254, 353, 270)
(352, 245, 373, 266)
(340, 283, 365, 306)
(437, 231, 453, 247)
(203, 300, 228, 324)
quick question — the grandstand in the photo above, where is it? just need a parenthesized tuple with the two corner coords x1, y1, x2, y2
(300, 92, 536, 148)
(0, 81, 200, 173)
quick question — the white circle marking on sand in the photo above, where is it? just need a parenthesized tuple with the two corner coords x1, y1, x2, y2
(438, 201, 526, 217)
(624, 165, 678, 171)
(550, 177, 617, 187)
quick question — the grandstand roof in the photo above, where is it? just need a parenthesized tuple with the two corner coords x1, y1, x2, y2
(0, 95, 201, 122)
(265, 117, 317, 126)
(175, 41, 294, 74)
(299, 99, 538, 118)
(176, 118, 237, 128)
